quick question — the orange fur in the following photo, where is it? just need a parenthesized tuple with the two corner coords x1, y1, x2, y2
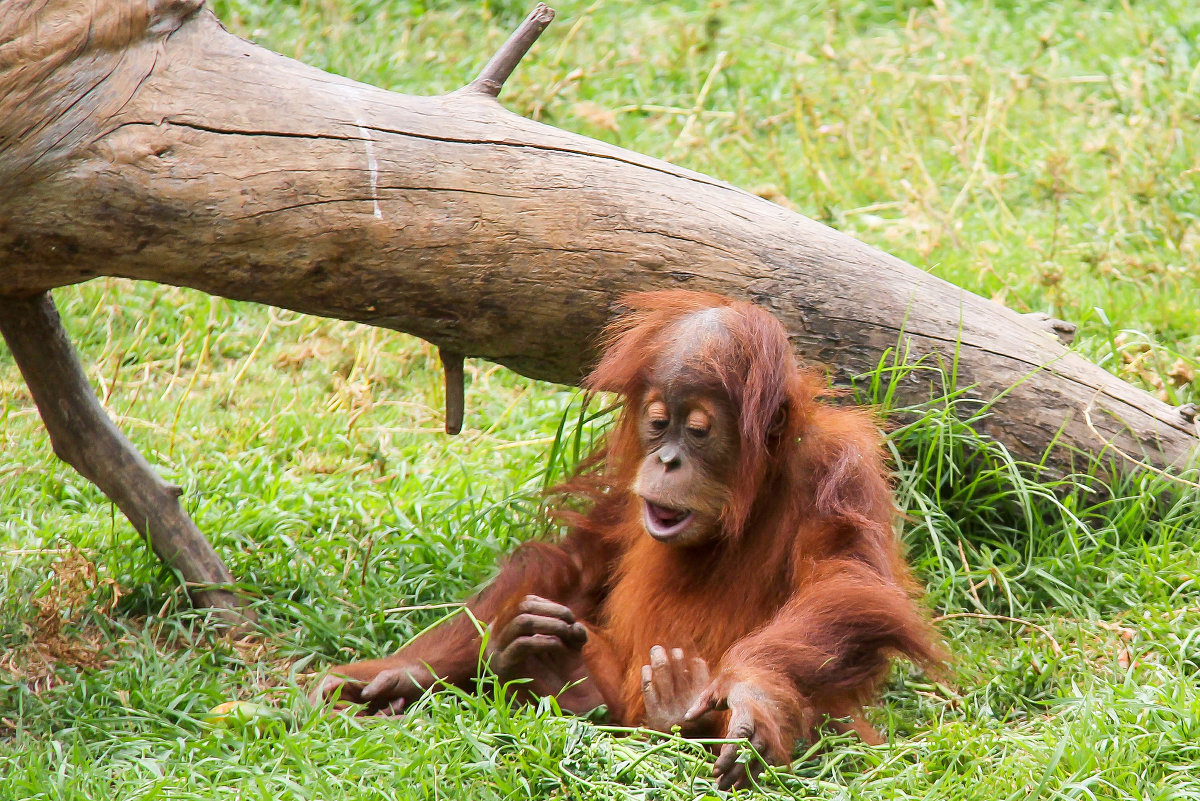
(322, 290, 943, 763)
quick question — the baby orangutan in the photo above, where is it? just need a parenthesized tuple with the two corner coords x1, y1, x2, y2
(314, 290, 942, 789)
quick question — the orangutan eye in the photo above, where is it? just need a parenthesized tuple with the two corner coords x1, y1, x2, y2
(646, 400, 669, 433)
(685, 410, 711, 439)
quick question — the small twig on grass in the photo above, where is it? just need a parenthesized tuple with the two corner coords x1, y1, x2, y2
(933, 612, 1063, 658)
(956, 539, 986, 610)
(612, 103, 736, 119)
(668, 50, 731, 158)
(1083, 389, 1200, 491)
(360, 534, 375, 588)
(551, 0, 598, 66)
(943, 86, 996, 248)
(1, 548, 97, 557)
(382, 602, 466, 615)
(463, 3, 556, 97)
(224, 312, 275, 406)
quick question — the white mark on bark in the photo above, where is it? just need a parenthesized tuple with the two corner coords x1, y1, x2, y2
(355, 119, 383, 220)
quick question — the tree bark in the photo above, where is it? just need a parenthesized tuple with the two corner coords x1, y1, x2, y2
(1, 1, 1196, 481)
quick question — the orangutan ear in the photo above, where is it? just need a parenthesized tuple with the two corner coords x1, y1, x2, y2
(768, 401, 789, 441)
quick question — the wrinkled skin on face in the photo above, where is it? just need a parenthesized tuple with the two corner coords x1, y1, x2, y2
(632, 369, 739, 546)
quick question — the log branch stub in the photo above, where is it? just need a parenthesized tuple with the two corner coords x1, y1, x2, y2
(0, 292, 253, 629)
(463, 3, 556, 97)
(439, 348, 466, 435)
(1024, 312, 1077, 346)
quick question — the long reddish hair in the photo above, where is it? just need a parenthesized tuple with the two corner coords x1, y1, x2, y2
(583, 291, 827, 538)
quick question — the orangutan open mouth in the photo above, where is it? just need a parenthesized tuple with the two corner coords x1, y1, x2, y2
(642, 499, 695, 541)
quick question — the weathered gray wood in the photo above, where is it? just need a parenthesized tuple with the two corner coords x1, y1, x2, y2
(1, 1, 1196, 479)
(0, 292, 250, 625)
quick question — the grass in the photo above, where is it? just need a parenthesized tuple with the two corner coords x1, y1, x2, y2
(2, 0, 1199, 798)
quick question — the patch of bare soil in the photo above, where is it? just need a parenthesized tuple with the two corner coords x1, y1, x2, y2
(0, 548, 117, 696)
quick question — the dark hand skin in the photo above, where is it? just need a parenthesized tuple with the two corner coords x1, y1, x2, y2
(310, 595, 595, 716)
(310, 662, 436, 716)
(484, 594, 583, 690)
(686, 679, 779, 791)
(488, 595, 596, 710)
(641, 646, 716, 735)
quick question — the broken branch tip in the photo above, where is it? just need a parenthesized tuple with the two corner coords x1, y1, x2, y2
(464, 3, 556, 98)
(439, 348, 465, 435)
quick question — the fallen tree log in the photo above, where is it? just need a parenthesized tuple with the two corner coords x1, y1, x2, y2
(1, 2, 1196, 614)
